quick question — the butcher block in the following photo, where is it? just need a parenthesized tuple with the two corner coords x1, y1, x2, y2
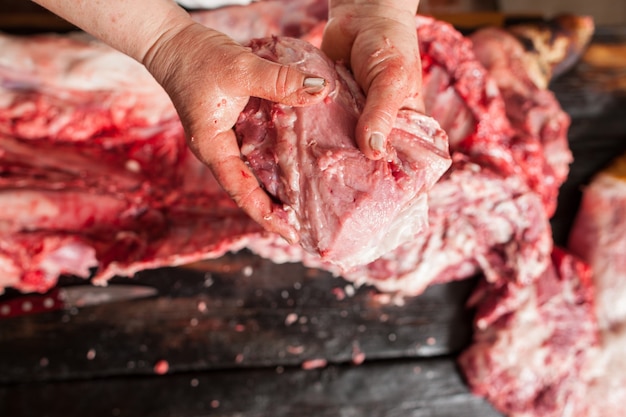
(1, 4, 626, 417)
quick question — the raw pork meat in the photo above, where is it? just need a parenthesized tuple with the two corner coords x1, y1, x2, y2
(0, 31, 259, 292)
(566, 154, 626, 417)
(569, 153, 626, 330)
(0, 4, 586, 299)
(458, 152, 626, 417)
(236, 37, 450, 269)
(458, 249, 599, 417)
(0, 6, 449, 291)
(252, 15, 580, 295)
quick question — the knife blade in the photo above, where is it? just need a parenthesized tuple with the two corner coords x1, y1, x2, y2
(0, 285, 158, 319)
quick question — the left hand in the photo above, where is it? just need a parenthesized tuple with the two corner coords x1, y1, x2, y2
(321, 0, 422, 160)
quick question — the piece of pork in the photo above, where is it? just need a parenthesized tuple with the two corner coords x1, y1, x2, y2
(0, 29, 257, 292)
(469, 17, 594, 216)
(236, 36, 450, 270)
(458, 249, 599, 417)
(459, 152, 626, 417)
(569, 153, 626, 330)
(567, 156, 626, 417)
(254, 16, 560, 294)
(0, 9, 449, 290)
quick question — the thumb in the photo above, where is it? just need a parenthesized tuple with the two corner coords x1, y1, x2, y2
(243, 50, 329, 107)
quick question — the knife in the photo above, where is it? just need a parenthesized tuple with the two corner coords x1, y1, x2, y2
(0, 285, 158, 319)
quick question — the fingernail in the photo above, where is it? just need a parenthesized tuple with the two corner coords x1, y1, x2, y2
(369, 132, 385, 153)
(303, 77, 326, 94)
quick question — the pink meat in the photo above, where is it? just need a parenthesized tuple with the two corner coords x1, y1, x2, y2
(254, 17, 558, 294)
(569, 161, 626, 330)
(0, 31, 262, 292)
(236, 36, 450, 270)
(470, 27, 573, 216)
(458, 249, 599, 417)
(564, 157, 626, 416)
(0, 7, 571, 298)
(460, 177, 626, 417)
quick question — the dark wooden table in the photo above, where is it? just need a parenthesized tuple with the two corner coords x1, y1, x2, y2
(0, 9, 625, 416)
(0, 257, 501, 417)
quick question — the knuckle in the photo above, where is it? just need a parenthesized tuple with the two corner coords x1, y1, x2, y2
(275, 64, 292, 97)
(231, 184, 263, 217)
(370, 107, 396, 130)
(229, 51, 256, 88)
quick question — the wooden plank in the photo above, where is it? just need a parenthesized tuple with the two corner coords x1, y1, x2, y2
(0, 253, 476, 383)
(0, 358, 503, 417)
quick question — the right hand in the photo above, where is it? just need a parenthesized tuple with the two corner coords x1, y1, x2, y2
(142, 22, 329, 243)
(322, 0, 422, 160)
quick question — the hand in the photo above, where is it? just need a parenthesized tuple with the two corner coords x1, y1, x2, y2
(142, 22, 329, 243)
(321, 0, 422, 160)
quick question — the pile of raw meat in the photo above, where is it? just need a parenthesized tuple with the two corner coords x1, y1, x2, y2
(1, 0, 622, 415)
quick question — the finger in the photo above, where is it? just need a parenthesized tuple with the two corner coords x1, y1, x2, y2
(195, 129, 299, 243)
(356, 68, 418, 160)
(243, 53, 330, 107)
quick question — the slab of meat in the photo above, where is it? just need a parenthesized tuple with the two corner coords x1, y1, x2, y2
(0, 6, 449, 290)
(569, 153, 626, 330)
(458, 152, 626, 417)
(565, 153, 626, 416)
(0, 30, 260, 292)
(0, 5, 586, 299)
(236, 37, 450, 270)
(251, 16, 578, 295)
(567, 154, 626, 417)
(458, 248, 599, 417)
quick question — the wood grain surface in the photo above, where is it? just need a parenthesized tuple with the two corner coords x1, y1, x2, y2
(0, 359, 501, 417)
(0, 253, 476, 384)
